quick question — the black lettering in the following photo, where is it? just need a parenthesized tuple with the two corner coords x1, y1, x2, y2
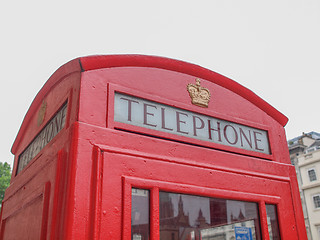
(120, 97, 139, 121)
(161, 107, 173, 131)
(176, 111, 189, 134)
(254, 131, 264, 151)
(239, 128, 252, 148)
(208, 120, 222, 142)
(193, 116, 204, 136)
(224, 125, 238, 145)
(143, 103, 157, 127)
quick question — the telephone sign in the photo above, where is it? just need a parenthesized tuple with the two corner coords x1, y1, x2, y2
(114, 92, 270, 154)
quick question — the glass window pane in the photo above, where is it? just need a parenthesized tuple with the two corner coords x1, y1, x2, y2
(159, 192, 261, 240)
(266, 204, 281, 240)
(132, 188, 149, 240)
(308, 169, 317, 182)
(313, 195, 320, 209)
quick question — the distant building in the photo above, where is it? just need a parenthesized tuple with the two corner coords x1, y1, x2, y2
(288, 131, 320, 240)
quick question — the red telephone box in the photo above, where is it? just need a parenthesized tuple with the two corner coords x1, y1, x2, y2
(0, 55, 306, 239)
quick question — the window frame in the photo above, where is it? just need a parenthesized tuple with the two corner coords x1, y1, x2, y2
(307, 168, 317, 182)
(313, 194, 320, 209)
(123, 175, 281, 240)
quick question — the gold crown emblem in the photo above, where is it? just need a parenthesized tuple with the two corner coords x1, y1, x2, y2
(37, 100, 47, 126)
(187, 79, 211, 108)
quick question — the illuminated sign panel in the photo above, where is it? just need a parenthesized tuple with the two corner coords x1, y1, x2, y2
(114, 93, 270, 154)
(17, 102, 68, 174)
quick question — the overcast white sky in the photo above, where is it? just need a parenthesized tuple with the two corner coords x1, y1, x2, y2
(1, 1, 319, 167)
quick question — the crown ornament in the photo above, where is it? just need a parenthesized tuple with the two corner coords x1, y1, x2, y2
(37, 100, 47, 126)
(187, 79, 211, 108)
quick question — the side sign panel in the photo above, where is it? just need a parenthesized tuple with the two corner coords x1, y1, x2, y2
(114, 93, 270, 155)
(17, 102, 68, 174)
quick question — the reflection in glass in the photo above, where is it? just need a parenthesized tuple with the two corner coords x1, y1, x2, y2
(159, 192, 261, 240)
(132, 188, 149, 240)
(266, 204, 281, 240)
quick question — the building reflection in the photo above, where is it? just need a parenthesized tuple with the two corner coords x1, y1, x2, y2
(159, 192, 260, 240)
(131, 191, 280, 240)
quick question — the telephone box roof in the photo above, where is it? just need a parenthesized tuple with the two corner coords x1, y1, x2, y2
(12, 54, 288, 154)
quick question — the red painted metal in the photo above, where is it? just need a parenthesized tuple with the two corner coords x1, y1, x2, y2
(80, 55, 288, 127)
(1, 55, 306, 239)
